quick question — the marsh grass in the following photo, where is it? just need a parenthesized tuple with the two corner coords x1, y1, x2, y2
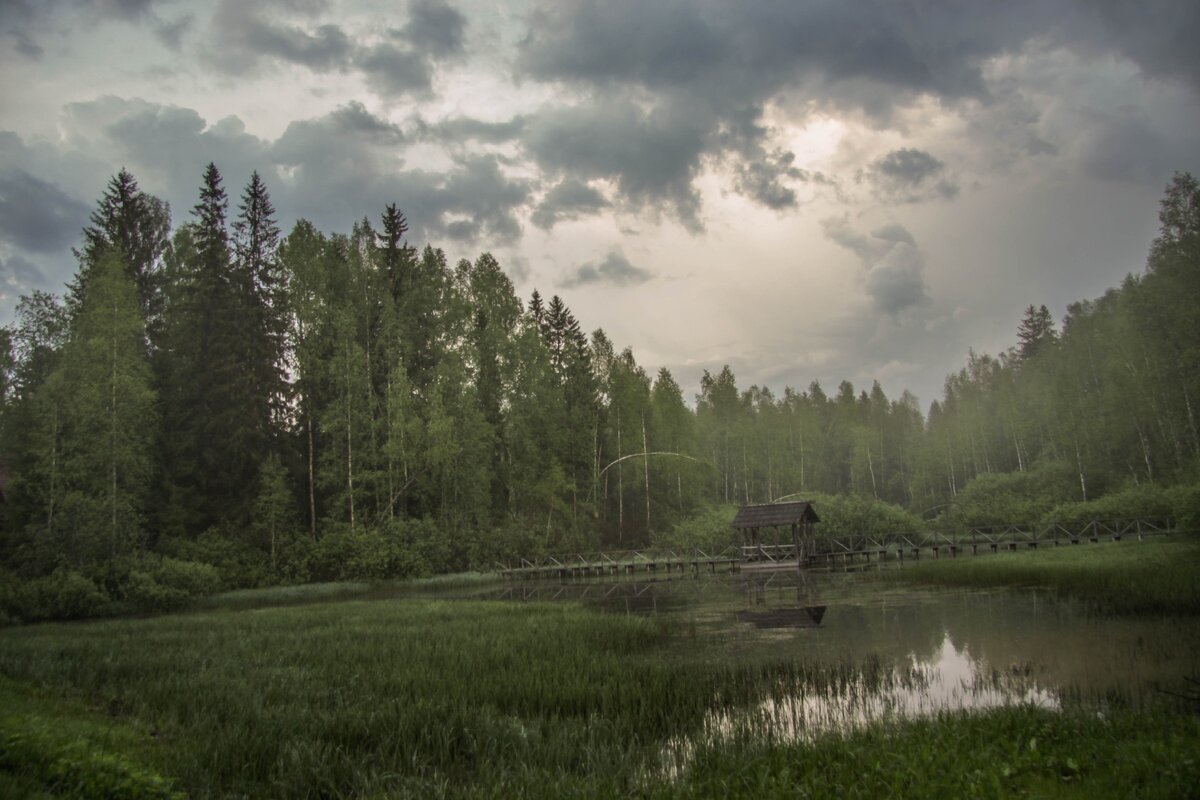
(0, 599, 830, 796)
(1, 587, 1196, 797)
(669, 705, 1200, 799)
(193, 571, 502, 614)
(883, 539, 1200, 614)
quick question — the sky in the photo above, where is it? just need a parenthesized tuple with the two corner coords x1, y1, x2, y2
(1, 0, 1198, 408)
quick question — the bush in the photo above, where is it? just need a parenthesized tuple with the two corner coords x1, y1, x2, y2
(803, 493, 925, 540)
(2, 568, 112, 623)
(307, 525, 432, 582)
(158, 531, 271, 589)
(943, 463, 1080, 528)
(1035, 479, 1200, 538)
(651, 505, 740, 552)
(97, 555, 222, 613)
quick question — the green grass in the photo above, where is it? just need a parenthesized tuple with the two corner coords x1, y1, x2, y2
(193, 571, 503, 614)
(0, 675, 182, 799)
(2, 598, 824, 797)
(670, 705, 1200, 799)
(0, 593, 1196, 797)
(882, 538, 1200, 614)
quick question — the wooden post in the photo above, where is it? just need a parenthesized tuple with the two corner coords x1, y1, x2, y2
(792, 522, 801, 571)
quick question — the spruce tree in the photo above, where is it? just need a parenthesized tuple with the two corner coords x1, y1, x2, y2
(70, 168, 170, 335)
(159, 163, 262, 534)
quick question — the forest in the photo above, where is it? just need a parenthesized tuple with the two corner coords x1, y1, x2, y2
(1, 165, 1198, 620)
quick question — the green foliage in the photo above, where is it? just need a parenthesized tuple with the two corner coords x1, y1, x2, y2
(0, 676, 181, 800)
(1, 568, 111, 624)
(157, 532, 271, 590)
(942, 463, 1079, 528)
(804, 492, 925, 538)
(652, 504, 740, 552)
(304, 521, 444, 582)
(1043, 481, 1199, 530)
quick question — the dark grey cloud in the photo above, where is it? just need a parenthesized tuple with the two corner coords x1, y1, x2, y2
(823, 217, 929, 314)
(514, 0, 1200, 225)
(8, 27, 43, 59)
(4, 97, 531, 276)
(152, 13, 193, 50)
(0, 169, 90, 254)
(561, 251, 653, 288)
(269, 106, 529, 243)
(1086, 1, 1200, 93)
(202, 1, 454, 98)
(864, 148, 959, 203)
(401, 0, 466, 57)
(355, 41, 433, 98)
(0, 254, 47, 296)
(208, 1, 353, 73)
(1072, 110, 1180, 183)
(414, 115, 527, 144)
(522, 98, 706, 230)
(2, 0, 164, 57)
(531, 178, 609, 229)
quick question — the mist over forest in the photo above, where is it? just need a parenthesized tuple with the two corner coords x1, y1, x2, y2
(1, 165, 1197, 619)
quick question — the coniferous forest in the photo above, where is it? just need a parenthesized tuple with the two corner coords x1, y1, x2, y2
(1, 165, 1198, 619)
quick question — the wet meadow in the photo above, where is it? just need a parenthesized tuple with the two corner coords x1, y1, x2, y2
(1, 539, 1198, 798)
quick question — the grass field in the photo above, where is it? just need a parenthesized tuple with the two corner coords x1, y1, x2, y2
(882, 538, 1200, 614)
(1, 588, 1198, 798)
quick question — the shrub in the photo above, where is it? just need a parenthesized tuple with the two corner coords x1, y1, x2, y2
(1043, 482, 1179, 530)
(157, 531, 270, 590)
(651, 505, 740, 552)
(803, 493, 925, 540)
(943, 462, 1079, 528)
(3, 568, 112, 623)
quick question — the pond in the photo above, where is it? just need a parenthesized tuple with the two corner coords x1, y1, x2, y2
(464, 567, 1200, 757)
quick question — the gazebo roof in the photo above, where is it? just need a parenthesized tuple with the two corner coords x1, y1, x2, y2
(731, 501, 820, 529)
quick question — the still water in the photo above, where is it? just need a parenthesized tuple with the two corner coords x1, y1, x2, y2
(466, 568, 1200, 747)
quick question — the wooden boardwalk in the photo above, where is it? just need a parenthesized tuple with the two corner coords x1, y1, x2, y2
(744, 517, 1173, 569)
(497, 518, 1173, 578)
(496, 547, 741, 580)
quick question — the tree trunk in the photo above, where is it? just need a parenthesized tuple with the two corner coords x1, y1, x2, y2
(642, 412, 650, 533)
(306, 412, 317, 539)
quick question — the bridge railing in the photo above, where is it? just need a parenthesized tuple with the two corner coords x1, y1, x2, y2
(498, 545, 742, 573)
(496, 518, 1172, 573)
(805, 518, 1172, 556)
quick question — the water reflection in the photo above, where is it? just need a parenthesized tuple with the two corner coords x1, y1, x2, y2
(735, 605, 827, 628)
(662, 633, 1059, 775)
(470, 569, 1200, 712)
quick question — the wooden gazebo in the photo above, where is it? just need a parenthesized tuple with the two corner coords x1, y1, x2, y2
(732, 501, 820, 567)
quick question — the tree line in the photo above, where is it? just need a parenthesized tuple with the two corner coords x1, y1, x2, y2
(0, 166, 1197, 597)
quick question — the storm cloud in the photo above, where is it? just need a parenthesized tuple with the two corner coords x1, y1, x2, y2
(0, 169, 90, 254)
(823, 217, 929, 314)
(864, 148, 958, 203)
(561, 251, 653, 288)
(531, 178, 610, 229)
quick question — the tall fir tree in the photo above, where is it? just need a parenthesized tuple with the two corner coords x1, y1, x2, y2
(70, 168, 170, 337)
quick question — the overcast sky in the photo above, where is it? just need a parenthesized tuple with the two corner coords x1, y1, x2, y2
(2, 0, 1198, 408)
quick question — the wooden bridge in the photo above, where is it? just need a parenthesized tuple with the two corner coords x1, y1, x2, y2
(742, 517, 1174, 568)
(496, 518, 1173, 578)
(495, 547, 742, 580)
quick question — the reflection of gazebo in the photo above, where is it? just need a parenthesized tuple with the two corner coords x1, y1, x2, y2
(732, 501, 820, 566)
